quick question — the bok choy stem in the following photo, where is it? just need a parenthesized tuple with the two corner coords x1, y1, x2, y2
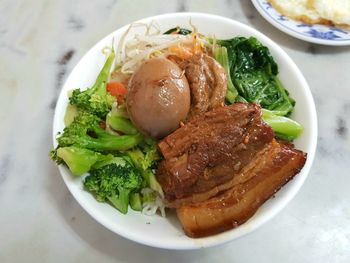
(262, 109, 303, 141)
(213, 46, 238, 104)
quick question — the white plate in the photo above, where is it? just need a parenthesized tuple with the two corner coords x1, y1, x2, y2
(53, 12, 317, 250)
(251, 0, 350, 46)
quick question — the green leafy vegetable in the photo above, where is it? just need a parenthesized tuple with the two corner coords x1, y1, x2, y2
(50, 44, 167, 216)
(130, 193, 142, 211)
(262, 109, 303, 141)
(55, 111, 143, 152)
(127, 144, 163, 197)
(164, 27, 192, 35)
(217, 37, 295, 116)
(64, 104, 79, 126)
(142, 189, 158, 204)
(127, 140, 160, 170)
(84, 156, 143, 214)
(55, 146, 108, 176)
(214, 36, 303, 140)
(106, 112, 138, 135)
(69, 51, 116, 118)
(213, 46, 238, 104)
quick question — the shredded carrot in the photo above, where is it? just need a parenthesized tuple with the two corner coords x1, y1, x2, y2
(107, 82, 127, 96)
(168, 44, 193, 59)
(192, 33, 203, 55)
(107, 82, 127, 103)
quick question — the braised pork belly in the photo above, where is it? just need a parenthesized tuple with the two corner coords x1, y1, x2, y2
(156, 103, 306, 237)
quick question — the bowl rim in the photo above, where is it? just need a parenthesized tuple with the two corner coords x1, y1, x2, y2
(53, 12, 318, 250)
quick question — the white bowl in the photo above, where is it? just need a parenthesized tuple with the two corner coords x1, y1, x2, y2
(53, 12, 317, 250)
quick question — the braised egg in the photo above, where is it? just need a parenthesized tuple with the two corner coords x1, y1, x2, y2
(126, 57, 190, 139)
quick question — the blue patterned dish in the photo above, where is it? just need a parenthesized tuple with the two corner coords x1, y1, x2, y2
(251, 0, 350, 46)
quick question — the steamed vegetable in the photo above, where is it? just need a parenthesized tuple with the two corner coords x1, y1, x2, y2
(213, 37, 303, 140)
(84, 156, 143, 214)
(69, 51, 116, 118)
(50, 46, 165, 217)
(217, 37, 295, 116)
(55, 146, 111, 176)
(106, 112, 138, 135)
(262, 109, 303, 141)
(55, 111, 143, 152)
(164, 27, 191, 35)
(213, 46, 238, 104)
(127, 143, 163, 197)
(227, 96, 303, 141)
(130, 193, 142, 211)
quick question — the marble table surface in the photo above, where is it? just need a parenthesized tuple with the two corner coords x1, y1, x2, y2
(1, 0, 349, 262)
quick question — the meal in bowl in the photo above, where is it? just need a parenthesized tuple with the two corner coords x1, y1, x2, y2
(50, 23, 307, 238)
(268, 0, 350, 28)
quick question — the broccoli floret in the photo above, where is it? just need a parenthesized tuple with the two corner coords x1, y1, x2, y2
(106, 113, 138, 135)
(127, 140, 161, 171)
(56, 111, 143, 152)
(142, 143, 161, 170)
(84, 157, 143, 214)
(126, 142, 163, 198)
(50, 146, 115, 176)
(129, 193, 142, 211)
(69, 51, 116, 118)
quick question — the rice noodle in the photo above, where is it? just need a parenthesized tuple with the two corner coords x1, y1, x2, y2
(141, 188, 166, 217)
